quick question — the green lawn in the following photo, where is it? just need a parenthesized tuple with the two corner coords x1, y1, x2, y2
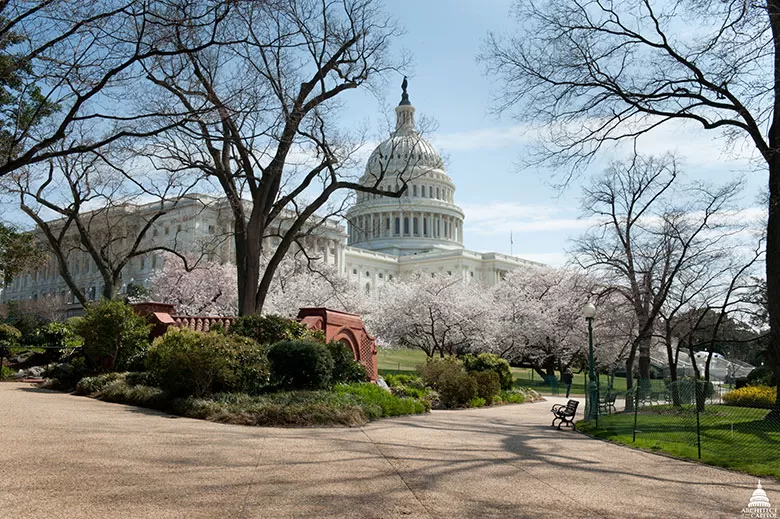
(577, 405, 780, 479)
(376, 347, 630, 396)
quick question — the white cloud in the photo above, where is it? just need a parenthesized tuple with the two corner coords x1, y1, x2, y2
(461, 201, 591, 235)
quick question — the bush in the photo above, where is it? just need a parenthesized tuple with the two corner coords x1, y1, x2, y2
(438, 369, 478, 408)
(229, 314, 318, 344)
(496, 389, 526, 405)
(745, 366, 777, 387)
(384, 373, 425, 389)
(146, 328, 269, 397)
(419, 356, 464, 391)
(42, 356, 89, 391)
(0, 323, 21, 351)
(462, 353, 513, 390)
(267, 340, 334, 390)
(75, 372, 122, 395)
(37, 321, 82, 351)
(326, 342, 367, 384)
(73, 300, 151, 372)
(469, 397, 487, 408)
(471, 370, 501, 405)
(333, 383, 428, 417)
(723, 385, 777, 409)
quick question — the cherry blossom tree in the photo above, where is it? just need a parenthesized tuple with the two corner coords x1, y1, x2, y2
(492, 266, 595, 378)
(367, 272, 495, 357)
(146, 252, 365, 318)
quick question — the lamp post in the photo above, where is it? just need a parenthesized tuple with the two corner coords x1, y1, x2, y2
(582, 302, 598, 421)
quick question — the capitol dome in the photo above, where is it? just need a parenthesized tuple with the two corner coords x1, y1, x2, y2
(346, 79, 465, 256)
(748, 481, 772, 509)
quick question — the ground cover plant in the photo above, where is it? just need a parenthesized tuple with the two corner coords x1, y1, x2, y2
(74, 372, 425, 427)
(577, 405, 780, 479)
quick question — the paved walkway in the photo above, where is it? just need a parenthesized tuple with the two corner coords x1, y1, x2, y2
(0, 383, 774, 518)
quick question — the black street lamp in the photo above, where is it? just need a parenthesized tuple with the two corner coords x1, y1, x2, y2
(582, 302, 598, 421)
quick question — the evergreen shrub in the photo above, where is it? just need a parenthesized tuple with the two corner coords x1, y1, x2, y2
(462, 352, 513, 390)
(267, 340, 334, 390)
(146, 328, 268, 396)
(73, 300, 151, 372)
(471, 370, 501, 405)
(326, 341, 367, 383)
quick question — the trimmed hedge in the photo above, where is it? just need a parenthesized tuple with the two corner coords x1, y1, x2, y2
(229, 314, 322, 344)
(326, 342, 367, 384)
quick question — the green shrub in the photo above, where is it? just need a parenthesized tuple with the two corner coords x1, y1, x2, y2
(73, 300, 151, 372)
(438, 368, 478, 408)
(229, 314, 316, 344)
(75, 372, 122, 395)
(419, 356, 464, 391)
(723, 385, 777, 409)
(462, 353, 513, 390)
(1, 365, 16, 378)
(496, 389, 526, 404)
(745, 366, 776, 387)
(471, 370, 501, 405)
(146, 328, 268, 397)
(267, 340, 334, 390)
(384, 373, 425, 389)
(469, 397, 487, 408)
(37, 321, 82, 351)
(0, 323, 21, 350)
(333, 383, 428, 417)
(326, 342, 367, 384)
(42, 356, 89, 391)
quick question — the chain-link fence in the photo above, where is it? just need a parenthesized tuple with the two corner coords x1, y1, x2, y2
(580, 378, 780, 477)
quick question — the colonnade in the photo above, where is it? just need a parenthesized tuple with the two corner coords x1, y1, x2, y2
(348, 211, 463, 244)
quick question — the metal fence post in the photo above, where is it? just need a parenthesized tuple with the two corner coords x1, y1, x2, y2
(633, 383, 639, 443)
(695, 380, 702, 459)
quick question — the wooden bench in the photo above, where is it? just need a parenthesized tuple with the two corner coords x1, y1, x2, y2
(599, 392, 618, 415)
(551, 400, 579, 429)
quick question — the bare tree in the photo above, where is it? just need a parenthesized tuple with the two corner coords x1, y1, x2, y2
(484, 0, 780, 416)
(0, 0, 233, 175)
(4, 149, 206, 303)
(141, 0, 414, 315)
(572, 154, 744, 402)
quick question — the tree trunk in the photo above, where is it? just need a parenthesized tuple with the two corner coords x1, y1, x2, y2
(235, 216, 263, 316)
(765, 151, 780, 419)
(765, 0, 780, 420)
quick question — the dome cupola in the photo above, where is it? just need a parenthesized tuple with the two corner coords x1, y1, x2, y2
(346, 78, 465, 256)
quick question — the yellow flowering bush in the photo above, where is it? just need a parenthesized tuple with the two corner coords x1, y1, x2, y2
(723, 385, 777, 409)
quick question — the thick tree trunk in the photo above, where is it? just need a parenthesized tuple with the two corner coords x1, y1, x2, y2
(765, 0, 780, 420)
(765, 155, 780, 419)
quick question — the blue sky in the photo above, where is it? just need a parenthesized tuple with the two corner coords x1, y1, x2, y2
(338, 0, 767, 266)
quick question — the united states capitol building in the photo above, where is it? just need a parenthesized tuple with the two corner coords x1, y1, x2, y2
(1, 83, 540, 305)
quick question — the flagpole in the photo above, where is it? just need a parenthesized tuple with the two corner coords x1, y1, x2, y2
(510, 231, 513, 256)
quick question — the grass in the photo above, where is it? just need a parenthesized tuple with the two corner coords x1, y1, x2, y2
(74, 373, 428, 427)
(377, 347, 632, 396)
(577, 404, 780, 479)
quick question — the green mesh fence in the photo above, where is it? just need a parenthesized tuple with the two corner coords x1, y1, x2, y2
(580, 379, 780, 478)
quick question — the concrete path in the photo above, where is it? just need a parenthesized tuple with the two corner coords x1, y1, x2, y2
(0, 383, 775, 518)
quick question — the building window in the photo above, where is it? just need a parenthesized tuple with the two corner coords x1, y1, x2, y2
(404, 217, 409, 235)
(164, 226, 170, 235)
(470, 271, 474, 277)
(413, 217, 419, 235)
(177, 224, 182, 233)
(140, 257, 145, 270)
(378, 273, 383, 279)
(394, 217, 400, 235)
(413, 185, 417, 196)
(423, 219, 428, 236)
(365, 271, 370, 277)
(365, 282, 371, 295)
(436, 188, 440, 199)
(208, 224, 215, 234)
(352, 268, 357, 275)
(421, 185, 426, 197)
(389, 275, 393, 281)
(153, 229, 158, 237)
